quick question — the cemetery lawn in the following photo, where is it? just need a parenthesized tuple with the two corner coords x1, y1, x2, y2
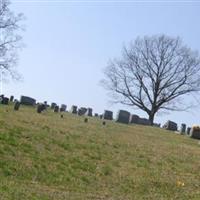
(0, 105, 200, 200)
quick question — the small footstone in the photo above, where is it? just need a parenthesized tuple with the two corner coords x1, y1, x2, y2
(60, 114, 64, 118)
(84, 118, 88, 123)
(102, 121, 106, 125)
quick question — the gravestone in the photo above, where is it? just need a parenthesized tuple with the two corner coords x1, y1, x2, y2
(10, 95, 14, 102)
(14, 101, 20, 111)
(78, 107, 87, 116)
(70, 105, 78, 114)
(129, 114, 140, 124)
(186, 127, 191, 135)
(37, 104, 43, 113)
(190, 126, 200, 139)
(54, 105, 59, 113)
(85, 108, 93, 116)
(116, 110, 130, 124)
(163, 120, 177, 131)
(20, 96, 36, 106)
(94, 113, 99, 117)
(138, 118, 151, 126)
(180, 123, 186, 134)
(103, 110, 113, 120)
(153, 123, 161, 127)
(1, 97, 9, 105)
(99, 114, 103, 119)
(51, 103, 57, 109)
(37, 103, 46, 113)
(60, 104, 67, 112)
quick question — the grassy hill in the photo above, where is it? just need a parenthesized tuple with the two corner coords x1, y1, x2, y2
(0, 104, 200, 200)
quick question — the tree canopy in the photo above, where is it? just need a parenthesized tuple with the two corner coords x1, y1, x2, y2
(102, 35, 200, 124)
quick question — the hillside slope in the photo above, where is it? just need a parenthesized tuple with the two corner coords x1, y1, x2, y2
(0, 104, 200, 200)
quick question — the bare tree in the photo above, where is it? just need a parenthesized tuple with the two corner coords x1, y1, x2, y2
(101, 35, 200, 125)
(0, 0, 24, 80)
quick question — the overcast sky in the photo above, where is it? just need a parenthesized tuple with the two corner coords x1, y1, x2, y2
(5, 0, 200, 127)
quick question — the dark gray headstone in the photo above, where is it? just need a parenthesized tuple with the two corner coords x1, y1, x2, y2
(51, 103, 57, 109)
(1, 97, 9, 105)
(186, 127, 191, 135)
(180, 123, 186, 134)
(70, 105, 78, 114)
(130, 114, 140, 124)
(78, 107, 87, 116)
(85, 108, 93, 117)
(116, 110, 130, 124)
(153, 123, 161, 127)
(138, 118, 151, 126)
(14, 101, 20, 111)
(60, 104, 67, 112)
(20, 96, 36, 106)
(190, 126, 200, 139)
(37, 103, 46, 113)
(99, 114, 103, 119)
(94, 113, 99, 117)
(54, 105, 59, 113)
(10, 95, 14, 102)
(163, 120, 177, 131)
(103, 110, 113, 120)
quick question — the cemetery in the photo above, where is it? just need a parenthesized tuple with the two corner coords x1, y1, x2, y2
(0, 94, 199, 139)
(0, 95, 200, 200)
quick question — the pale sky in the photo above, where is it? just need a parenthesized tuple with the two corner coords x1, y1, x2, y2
(4, 0, 200, 127)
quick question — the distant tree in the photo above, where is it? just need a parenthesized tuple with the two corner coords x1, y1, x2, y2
(101, 35, 200, 125)
(0, 0, 24, 80)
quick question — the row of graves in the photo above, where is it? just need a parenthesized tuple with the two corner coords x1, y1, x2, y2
(1, 95, 200, 140)
(162, 120, 200, 140)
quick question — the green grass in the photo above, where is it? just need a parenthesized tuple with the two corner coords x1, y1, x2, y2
(0, 104, 200, 199)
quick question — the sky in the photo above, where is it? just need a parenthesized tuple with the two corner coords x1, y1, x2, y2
(4, 0, 200, 127)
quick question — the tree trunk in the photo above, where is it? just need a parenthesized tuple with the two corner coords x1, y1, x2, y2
(148, 113, 155, 126)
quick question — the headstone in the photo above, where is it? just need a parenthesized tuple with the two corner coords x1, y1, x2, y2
(10, 95, 14, 102)
(153, 123, 161, 127)
(60, 104, 67, 112)
(190, 126, 200, 139)
(14, 101, 20, 111)
(103, 110, 113, 120)
(85, 108, 93, 116)
(116, 110, 130, 124)
(70, 105, 78, 114)
(186, 127, 191, 135)
(1, 97, 9, 105)
(94, 113, 99, 117)
(54, 105, 59, 113)
(78, 107, 87, 116)
(37, 103, 46, 113)
(51, 103, 57, 109)
(20, 96, 36, 106)
(129, 114, 140, 124)
(138, 118, 151, 126)
(180, 123, 186, 134)
(163, 120, 177, 131)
